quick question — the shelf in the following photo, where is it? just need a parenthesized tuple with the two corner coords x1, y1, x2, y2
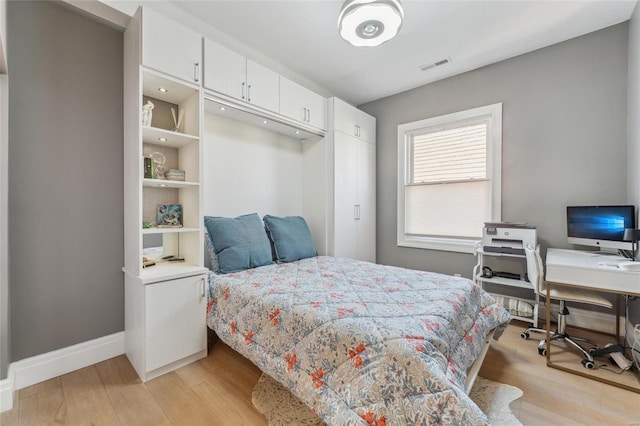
(143, 126, 199, 148)
(143, 178, 199, 189)
(475, 274, 534, 290)
(142, 69, 199, 104)
(137, 262, 208, 284)
(142, 227, 201, 234)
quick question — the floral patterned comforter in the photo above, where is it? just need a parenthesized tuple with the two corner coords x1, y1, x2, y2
(207, 256, 511, 425)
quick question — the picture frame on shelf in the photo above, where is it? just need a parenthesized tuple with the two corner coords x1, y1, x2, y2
(157, 204, 183, 228)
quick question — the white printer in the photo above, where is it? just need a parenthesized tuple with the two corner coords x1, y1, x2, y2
(482, 222, 537, 255)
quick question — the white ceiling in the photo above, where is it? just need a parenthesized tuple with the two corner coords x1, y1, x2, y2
(127, 1, 638, 106)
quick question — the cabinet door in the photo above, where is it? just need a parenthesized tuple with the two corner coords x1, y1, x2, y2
(142, 8, 202, 84)
(333, 132, 358, 259)
(333, 98, 375, 142)
(280, 76, 327, 130)
(305, 90, 327, 130)
(333, 98, 359, 136)
(246, 59, 279, 112)
(145, 274, 206, 372)
(356, 111, 376, 143)
(356, 139, 376, 263)
(203, 38, 247, 100)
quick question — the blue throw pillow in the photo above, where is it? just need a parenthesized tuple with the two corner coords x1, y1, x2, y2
(263, 215, 317, 263)
(204, 213, 273, 274)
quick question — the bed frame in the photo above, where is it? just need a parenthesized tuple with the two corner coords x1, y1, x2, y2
(465, 328, 496, 394)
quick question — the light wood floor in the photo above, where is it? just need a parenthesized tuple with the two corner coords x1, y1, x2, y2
(2, 322, 639, 425)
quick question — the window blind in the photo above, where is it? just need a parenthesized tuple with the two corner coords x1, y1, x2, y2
(410, 121, 487, 184)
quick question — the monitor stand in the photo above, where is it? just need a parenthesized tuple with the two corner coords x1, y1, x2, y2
(598, 248, 620, 256)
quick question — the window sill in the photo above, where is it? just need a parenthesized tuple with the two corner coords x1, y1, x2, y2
(398, 235, 479, 254)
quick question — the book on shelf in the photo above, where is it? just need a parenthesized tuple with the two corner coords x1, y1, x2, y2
(144, 157, 155, 179)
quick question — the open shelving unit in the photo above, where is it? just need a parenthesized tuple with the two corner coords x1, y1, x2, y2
(125, 68, 205, 278)
(474, 248, 540, 325)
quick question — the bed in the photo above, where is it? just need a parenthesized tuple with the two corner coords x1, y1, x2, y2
(206, 254, 511, 425)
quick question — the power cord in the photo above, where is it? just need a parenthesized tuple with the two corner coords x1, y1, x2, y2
(598, 364, 629, 374)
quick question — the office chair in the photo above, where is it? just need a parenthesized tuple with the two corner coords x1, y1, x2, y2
(520, 244, 613, 369)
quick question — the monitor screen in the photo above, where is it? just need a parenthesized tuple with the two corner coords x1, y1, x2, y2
(567, 205, 636, 251)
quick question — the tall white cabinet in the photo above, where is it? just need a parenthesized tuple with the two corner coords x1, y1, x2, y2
(303, 98, 376, 263)
(124, 7, 208, 382)
(332, 98, 376, 262)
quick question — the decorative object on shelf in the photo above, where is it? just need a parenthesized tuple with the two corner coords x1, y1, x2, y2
(142, 221, 155, 229)
(142, 257, 156, 268)
(171, 107, 185, 133)
(142, 100, 154, 126)
(144, 157, 154, 179)
(165, 169, 186, 181)
(157, 204, 183, 228)
(149, 151, 166, 179)
(338, 0, 404, 47)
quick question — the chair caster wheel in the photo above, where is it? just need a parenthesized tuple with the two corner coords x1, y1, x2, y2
(581, 359, 595, 369)
(538, 347, 547, 356)
(521, 332, 529, 340)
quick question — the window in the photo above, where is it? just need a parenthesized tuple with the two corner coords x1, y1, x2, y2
(397, 103, 502, 253)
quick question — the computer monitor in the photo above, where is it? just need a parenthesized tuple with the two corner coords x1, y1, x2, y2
(567, 205, 636, 253)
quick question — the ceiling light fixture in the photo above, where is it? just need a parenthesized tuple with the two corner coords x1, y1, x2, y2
(158, 87, 168, 93)
(338, 0, 404, 47)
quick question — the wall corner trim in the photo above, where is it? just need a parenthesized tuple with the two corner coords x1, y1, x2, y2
(0, 331, 124, 412)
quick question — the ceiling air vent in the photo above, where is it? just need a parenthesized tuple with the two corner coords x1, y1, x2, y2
(419, 57, 451, 72)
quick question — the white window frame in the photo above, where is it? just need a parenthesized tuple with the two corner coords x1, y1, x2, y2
(397, 103, 502, 253)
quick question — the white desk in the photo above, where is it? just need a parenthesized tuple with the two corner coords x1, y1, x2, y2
(545, 248, 640, 392)
(546, 249, 640, 295)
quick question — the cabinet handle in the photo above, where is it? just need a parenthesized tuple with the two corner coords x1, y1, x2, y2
(307, 108, 311, 123)
(242, 82, 246, 100)
(247, 84, 252, 102)
(301, 107, 306, 122)
(354, 204, 361, 220)
(355, 125, 360, 137)
(201, 277, 205, 300)
(194, 63, 200, 82)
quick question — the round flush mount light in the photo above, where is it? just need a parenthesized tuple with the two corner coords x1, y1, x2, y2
(338, 0, 404, 47)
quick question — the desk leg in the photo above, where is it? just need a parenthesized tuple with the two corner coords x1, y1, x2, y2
(546, 283, 551, 365)
(616, 295, 621, 343)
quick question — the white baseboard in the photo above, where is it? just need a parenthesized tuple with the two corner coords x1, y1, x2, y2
(539, 304, 619, 336)
(0, 366, 14, 413)
(0, 331, 124, 412)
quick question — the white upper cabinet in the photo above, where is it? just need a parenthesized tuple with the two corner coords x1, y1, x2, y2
(333, 97, 375, 142)
(279, 76, 327, 130)
(203, 39, 246, 99)
(142, 8, 202, 84)
(246, 59, 279, 112)
(204, 39, 279, 112)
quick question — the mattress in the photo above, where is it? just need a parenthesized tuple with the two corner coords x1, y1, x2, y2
(207, 256, 511, 425)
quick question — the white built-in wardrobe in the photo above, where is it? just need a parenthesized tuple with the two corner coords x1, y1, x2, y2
(303, 98, 376, 264)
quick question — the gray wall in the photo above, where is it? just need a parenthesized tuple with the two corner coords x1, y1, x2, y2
(7, 1, 123, 370)
(360, 23, 629, 279)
